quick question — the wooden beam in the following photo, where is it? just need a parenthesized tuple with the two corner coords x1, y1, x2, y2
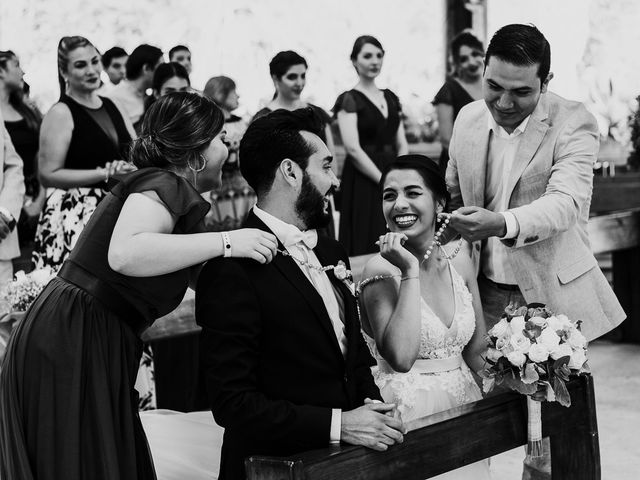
(246, 375, 600, 480)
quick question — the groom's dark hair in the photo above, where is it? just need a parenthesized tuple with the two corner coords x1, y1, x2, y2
(240, 107, 324, 196)
(485, 24, 551, 84)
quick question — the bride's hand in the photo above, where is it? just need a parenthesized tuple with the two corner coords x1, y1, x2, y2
(377, 232, 418, 275)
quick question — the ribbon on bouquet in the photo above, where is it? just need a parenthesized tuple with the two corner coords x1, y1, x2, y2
(526, 396, 543, 457)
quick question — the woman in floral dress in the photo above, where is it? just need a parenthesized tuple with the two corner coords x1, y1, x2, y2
(33, 36, 135, 271)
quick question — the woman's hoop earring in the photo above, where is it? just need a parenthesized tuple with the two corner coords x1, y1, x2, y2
(187, 155, 207, 173)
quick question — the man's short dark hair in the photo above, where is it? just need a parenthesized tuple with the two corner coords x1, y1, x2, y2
(485, 24, 550, 83)
(101, 46, 127, 68)
(126, 44, 163, 80)
(169, 45, 190, 60)
(240, 108, 324, 196)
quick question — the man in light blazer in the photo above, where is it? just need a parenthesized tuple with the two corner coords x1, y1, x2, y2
(446, 24, 624, 343)
(0, 109, 25, 290)
(446, 22, 625, 480)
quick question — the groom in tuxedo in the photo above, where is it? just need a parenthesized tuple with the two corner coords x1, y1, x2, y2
(197, 108, 404, 480)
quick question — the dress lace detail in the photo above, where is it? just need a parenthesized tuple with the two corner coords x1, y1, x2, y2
(360, 261, 482, 416)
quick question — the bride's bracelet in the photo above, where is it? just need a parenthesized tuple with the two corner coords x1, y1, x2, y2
(400, 274, 419, 281)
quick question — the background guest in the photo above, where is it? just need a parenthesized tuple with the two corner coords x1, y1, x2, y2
(101, 46, 128, 86)
(334, 35, 408, 255)
(33, 35, 135, 271)
(169, 44, 192, 75)
(144, 61, 190, 113)
(0, 107, 24, 293)
(108, 43, 163, 131)
(433, 31, 484, 173)
(253, 50, 336, 237)
(203, 75, 255, 231)
(0, 50, 44, 271)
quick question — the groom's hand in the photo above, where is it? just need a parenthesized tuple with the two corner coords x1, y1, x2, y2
(449, 206, 506, 242)
(341, 399, 405, 451)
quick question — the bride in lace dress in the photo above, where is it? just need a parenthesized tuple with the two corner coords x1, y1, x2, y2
(358, 155, 490, 479)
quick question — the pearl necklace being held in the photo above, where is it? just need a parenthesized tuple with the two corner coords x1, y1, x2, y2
(422, 213, 463, 265)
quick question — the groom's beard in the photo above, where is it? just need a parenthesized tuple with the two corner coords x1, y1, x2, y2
(295, 172, 332, 230)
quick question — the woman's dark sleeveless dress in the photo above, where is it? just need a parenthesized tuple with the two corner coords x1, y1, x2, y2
(333, 89, 401, 255)
(0, 168, 209, 480)
(432, 78, 474, 172)
(33, 94, 132, 271)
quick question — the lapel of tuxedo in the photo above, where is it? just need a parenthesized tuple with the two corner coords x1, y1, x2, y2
(505, 95, 550, 204)
(314, 241, 356, 363)
(467, 113, 490, 208)
(244, 212, 345, 360)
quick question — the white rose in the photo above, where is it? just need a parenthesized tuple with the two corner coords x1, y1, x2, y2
(567, 329, 587, 350)
(546, 315, 561, 331)
(506, 351, 527, 368)
(486, 347, 503, 362)
(528, 343, 550, 363)
(510, 316, 526, 334)
(489, 318, 510, 338)
(568, 348, 587, 370)
(550, 343, 573, 360)
(529, 316, 548, 328)
(538, 328, 561, 350)
(510, 332, 531, 354)
(556, 314, 574, 330)
(495, 336, 513, 354)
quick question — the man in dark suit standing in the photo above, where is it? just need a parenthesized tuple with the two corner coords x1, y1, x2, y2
(197, 108, 404, 480)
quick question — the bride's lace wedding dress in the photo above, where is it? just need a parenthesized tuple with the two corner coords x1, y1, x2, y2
(361, 261, 491, 479)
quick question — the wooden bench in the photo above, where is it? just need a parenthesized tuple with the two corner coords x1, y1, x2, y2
(245, 374, 600, 480)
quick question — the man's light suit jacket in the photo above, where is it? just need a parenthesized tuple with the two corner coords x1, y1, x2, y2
(446, 92, 625, 341)
(0, 111, 24, 261)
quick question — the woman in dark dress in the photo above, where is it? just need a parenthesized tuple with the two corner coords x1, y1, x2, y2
(334, 35, 409, 256)
(0, 92, 278, 480)
(253, 51, 336, 238)
(0, 50, 44, 270)
(433, 31, 484, 173)
(33, 36, 137, 271)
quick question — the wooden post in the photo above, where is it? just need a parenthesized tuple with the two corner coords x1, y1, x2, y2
(246, 375, 600, 480)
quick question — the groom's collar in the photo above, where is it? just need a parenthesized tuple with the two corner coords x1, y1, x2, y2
(252, 206, 317, 249)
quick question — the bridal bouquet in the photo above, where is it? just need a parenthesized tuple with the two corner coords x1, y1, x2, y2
(2, 268, 56, 313)
(481, 304, 589, 456)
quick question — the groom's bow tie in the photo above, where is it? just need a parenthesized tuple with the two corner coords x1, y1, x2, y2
(285, 229, 318, 249)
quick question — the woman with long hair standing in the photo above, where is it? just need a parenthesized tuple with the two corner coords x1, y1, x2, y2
(253, 51, 337, 237)
(0, 91, 277, 479)
(334, 35, 409, 256)
(0, 50, 44, 270)
(32, 36, 137, 271)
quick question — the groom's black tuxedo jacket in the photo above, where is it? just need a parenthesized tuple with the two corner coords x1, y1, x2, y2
(196, 211, 381, 480)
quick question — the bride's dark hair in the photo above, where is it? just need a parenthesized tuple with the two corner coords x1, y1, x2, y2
(380, 154, 450, 208)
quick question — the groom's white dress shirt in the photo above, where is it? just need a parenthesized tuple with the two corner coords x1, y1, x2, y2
(253, 206, 345, 442)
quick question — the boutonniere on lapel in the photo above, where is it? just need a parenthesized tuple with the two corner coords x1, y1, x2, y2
(332, 261, 355, 296)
